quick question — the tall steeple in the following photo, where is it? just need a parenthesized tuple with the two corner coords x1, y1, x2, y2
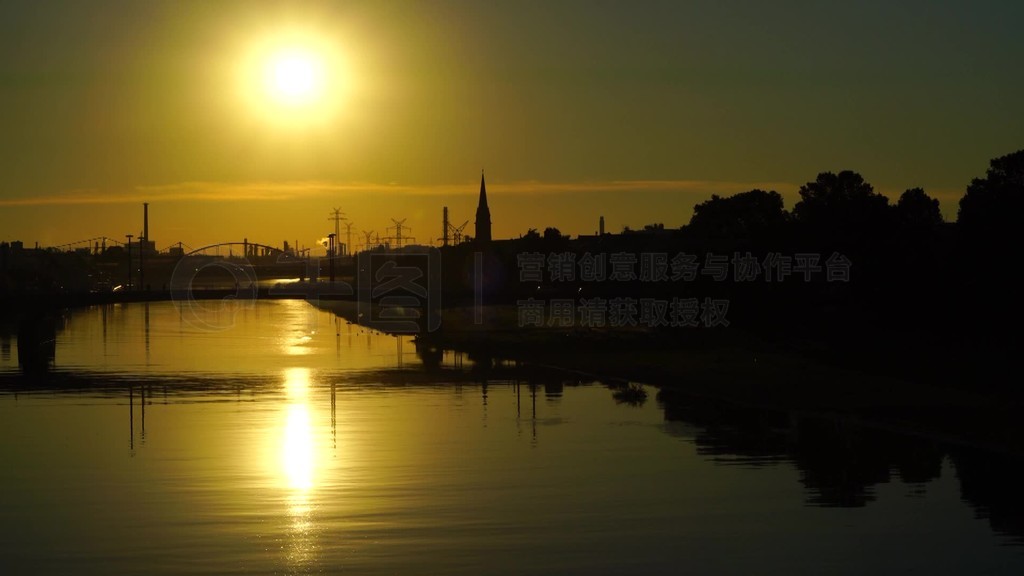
(475, 169, 491, 243)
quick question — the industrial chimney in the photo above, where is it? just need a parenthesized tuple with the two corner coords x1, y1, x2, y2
(443, 206, 450, 247)
(143, 203, 149, 241)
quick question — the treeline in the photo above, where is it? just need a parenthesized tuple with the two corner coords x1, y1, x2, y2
(676, 148, 1022, 347)
(446, 149, 1024, 388)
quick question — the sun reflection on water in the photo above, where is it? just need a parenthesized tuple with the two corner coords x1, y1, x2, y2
(283, 404, 314, 490)
(279, 367, 319, 569)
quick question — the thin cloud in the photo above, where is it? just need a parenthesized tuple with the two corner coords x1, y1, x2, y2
(0, 178, 799, 206)
(487, 180, 798, 196)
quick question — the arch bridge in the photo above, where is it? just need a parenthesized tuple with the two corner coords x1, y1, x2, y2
(182, 241, 304, 261)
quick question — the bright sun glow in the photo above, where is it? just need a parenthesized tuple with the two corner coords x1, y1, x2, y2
(237, 30, 350, 129)
(266, 50, 325, 106)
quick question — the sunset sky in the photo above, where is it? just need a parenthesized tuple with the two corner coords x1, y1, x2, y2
(1, 0, 1021, 252)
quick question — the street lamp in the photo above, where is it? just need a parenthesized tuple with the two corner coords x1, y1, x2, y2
(125, 234, 133, 290)
(328, 233, 336, 283)
(139, 230, 145, 292)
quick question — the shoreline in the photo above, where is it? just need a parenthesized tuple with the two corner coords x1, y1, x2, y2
(5, 297, 1020, 457)
(312, 300, 1024, 458)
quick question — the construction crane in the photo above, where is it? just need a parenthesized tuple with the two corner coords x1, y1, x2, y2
(449, 220, 469, 245)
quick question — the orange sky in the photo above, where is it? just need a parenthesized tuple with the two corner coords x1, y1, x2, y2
(1, 1, 1020, 252)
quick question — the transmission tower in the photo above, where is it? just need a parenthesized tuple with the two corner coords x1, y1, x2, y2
(344, 221, 354, 257)
(328, 208, 347, 255)
(362, 230, 376, 252)
(386, 218, 415, 249)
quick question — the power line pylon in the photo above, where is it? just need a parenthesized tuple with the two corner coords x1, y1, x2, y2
(362, 230, 376, 252)
(328, 208, 347, 255)
(386, 218, 415, 249)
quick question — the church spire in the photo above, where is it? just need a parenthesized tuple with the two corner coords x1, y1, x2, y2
(475, 169, 492, 243)
(479, 170, 489, 208)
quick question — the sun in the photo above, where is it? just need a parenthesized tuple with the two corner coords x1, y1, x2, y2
(235, 30, 350, 129)
(265, 49, 325, 106)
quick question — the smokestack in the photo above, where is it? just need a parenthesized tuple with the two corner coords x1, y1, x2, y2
(443, 206, 450, 247)
(599, 215, 605, 235)
(143, 203, 149, 241)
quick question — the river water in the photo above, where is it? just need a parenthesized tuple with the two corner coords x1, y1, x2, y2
(1, 299, 1022, 574)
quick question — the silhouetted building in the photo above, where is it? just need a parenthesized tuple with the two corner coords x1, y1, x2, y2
(131, 202, 156, 255)
(475, 171, 491, 243)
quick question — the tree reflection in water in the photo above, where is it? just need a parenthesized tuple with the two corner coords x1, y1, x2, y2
(655, 386, 1024, 543)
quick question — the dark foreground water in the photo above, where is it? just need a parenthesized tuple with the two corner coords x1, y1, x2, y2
(1, 300, 1023, 574)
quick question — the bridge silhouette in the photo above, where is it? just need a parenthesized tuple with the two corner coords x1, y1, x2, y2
(181, 241, 306, 260)
(24, 238, 353, 309)
(51, 238, 313, 260)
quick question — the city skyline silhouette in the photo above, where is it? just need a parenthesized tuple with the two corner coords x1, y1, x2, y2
(3, 2, 1024, 574)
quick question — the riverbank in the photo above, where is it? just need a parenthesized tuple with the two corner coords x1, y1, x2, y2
(311, 300, 1024, 457)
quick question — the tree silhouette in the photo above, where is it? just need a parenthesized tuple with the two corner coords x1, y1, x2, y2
(957, 149, 1024, 242)
(792, 171, 893, 256)
(543, 227, 563, 241)
(689, 189, 787, 240)
(793, 171, 889, 228)
(955, 149, 1024, 339)
(889, 188, 946, 327)
(895, 187, 943, 229)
